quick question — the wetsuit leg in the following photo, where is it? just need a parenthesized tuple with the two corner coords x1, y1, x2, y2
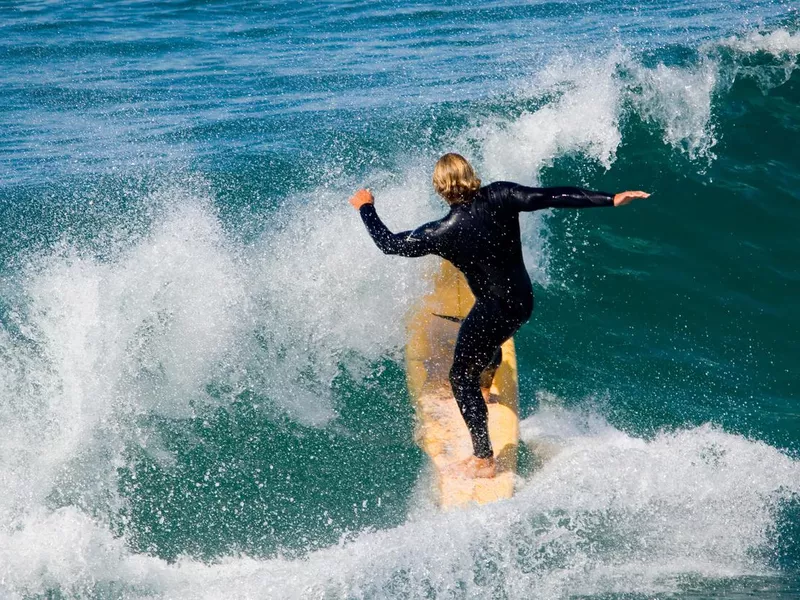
(449, 297, 526, 459)
(479, 346, 503, 390)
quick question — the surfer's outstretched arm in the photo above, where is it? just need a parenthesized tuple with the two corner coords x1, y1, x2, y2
(498, 183, 649, 211)
(350, 189, 437, 257)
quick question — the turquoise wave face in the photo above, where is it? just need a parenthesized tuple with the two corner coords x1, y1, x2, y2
(0, 1, 799, 598)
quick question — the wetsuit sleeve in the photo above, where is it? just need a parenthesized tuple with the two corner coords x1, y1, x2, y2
(500, 183, 614, 212)
(358, 204, 436, 257)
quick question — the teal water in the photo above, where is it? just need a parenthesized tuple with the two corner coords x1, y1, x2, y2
(1, 2, 799, 598)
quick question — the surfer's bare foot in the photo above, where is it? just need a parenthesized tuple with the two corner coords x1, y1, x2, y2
(451, 455, 496, 478)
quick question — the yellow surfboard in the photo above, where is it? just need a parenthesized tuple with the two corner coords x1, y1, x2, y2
(406, 260, 519, 509)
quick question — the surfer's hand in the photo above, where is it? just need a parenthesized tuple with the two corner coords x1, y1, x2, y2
(613, 190, 650, 207)
(349, 189, 374, 210)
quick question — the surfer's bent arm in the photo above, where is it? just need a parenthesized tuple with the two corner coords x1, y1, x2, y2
(358, 204, 436, 257)
(500, 182, 614, 211)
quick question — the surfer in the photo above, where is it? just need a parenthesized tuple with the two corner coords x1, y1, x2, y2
(350, 153, 649, 478)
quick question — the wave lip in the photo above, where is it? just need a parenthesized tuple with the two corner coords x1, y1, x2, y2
(717, 29, 800, 56)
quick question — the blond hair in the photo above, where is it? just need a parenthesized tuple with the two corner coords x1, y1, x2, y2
(432, 153, 481, 205)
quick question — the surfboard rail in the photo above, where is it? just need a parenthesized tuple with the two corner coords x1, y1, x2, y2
(406, 260, 519, 509)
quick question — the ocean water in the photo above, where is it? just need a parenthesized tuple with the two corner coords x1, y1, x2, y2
(1, 1, 800, 598)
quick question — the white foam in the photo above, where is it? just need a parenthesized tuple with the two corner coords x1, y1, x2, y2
(0, 186, 257, 545)
(461, 29, 797, 170)
(462, 45, 724, 171)
(706, 28, 800, 92)
(0, 508, 151, 598)
(719, 29, 800, 56)
(241, 169, 439, 417)
(518, 402, 797, 574)
(470, 53, 623, 184)
(2, 404, 796, 599)
(630, 60, 719, 161)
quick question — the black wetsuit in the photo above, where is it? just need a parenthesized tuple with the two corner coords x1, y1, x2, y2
(359, 181, 614, 458)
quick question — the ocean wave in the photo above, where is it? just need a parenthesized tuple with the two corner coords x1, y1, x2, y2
(1, 404, 796, 599)
(458, 27, 799, 175)
(1, 24, 799, 599)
